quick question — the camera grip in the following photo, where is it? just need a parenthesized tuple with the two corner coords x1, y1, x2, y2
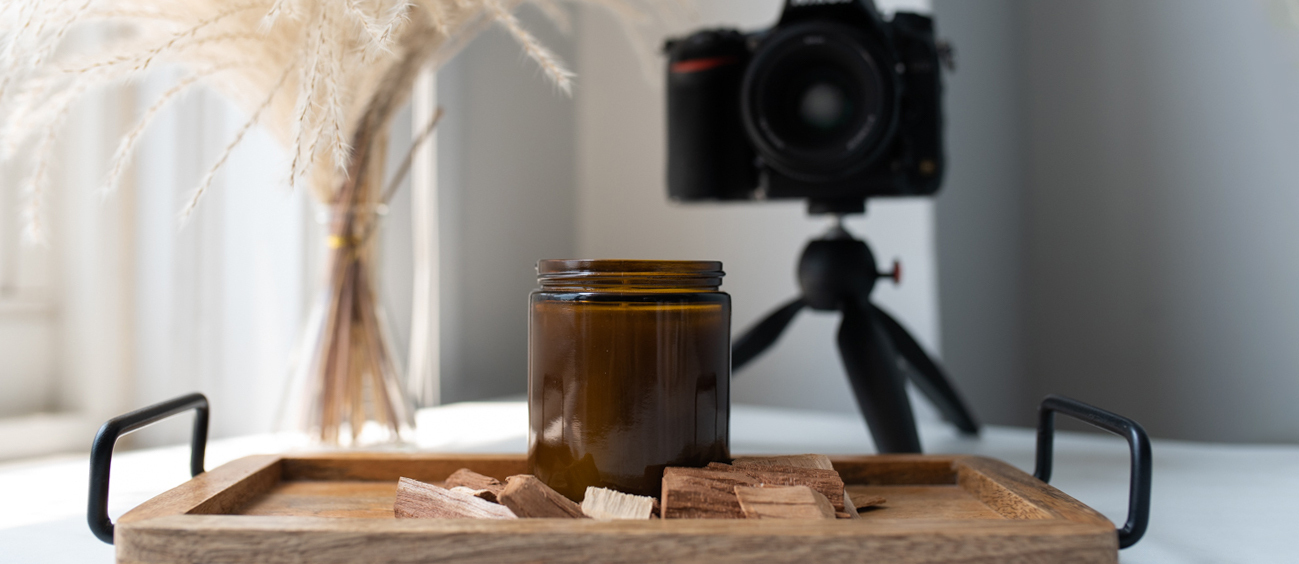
(666, 30, 756, 201)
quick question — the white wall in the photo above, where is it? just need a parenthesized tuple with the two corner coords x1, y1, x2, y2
(426, 0, 946, 416)
(573, 0, 942, 414)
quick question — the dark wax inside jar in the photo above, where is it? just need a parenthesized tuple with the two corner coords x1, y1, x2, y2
(528, 292, 730, 500)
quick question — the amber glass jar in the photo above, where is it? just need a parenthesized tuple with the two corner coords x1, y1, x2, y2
(528, 259, 730, 500)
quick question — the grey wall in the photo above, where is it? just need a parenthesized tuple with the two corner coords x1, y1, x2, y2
(1021, 0, 1299, 443)
(435, 8, 578, 403)
(935, 0, 1299, 443)
(933, 0, 1033, 426)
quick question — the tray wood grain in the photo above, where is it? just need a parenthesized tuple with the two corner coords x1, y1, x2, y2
(114, 453, 1118, 564)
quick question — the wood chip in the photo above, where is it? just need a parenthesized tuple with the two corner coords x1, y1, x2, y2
(394, 477, 517, 519)
(707, 463, 846, 511)
(449, 486, 499, 503)
(855, 495, 887, 510)
(445, 468, 506, 502)
(580, 487, 656, 520)
(734, 485, 836, 520)
(731, 456, 868, 518)
(497, 475, 587, 518)
(732, 454, 834, 471)
(661, 467, 756, 519)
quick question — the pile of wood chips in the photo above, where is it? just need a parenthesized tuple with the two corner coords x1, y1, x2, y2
(394, 454, 884, 521)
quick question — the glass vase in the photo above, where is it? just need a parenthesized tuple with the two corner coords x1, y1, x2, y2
(281, 203, 415, 447)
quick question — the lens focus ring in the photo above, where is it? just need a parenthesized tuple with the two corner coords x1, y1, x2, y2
(741, 22, 899, 182)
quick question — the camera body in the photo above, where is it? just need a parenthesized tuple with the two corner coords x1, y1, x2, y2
(665, 0, 945, 213)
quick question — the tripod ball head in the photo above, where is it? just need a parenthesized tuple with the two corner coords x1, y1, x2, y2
(738, 224, 982, 452)
(798, 237, 879, 311)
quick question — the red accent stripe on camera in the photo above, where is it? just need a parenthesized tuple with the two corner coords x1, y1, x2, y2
(670, 56, 740, 74)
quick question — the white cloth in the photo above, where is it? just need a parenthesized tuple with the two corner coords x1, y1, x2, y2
(0, 402, 1294, 563)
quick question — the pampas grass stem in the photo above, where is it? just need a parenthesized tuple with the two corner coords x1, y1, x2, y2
(103, 64, 241, 197)
(321, 5, 352, 178)
(30, 0, 95, 68)
(381, 105, 443, 203)
(180, 61, 293, 222)
(486, 0, 574, 95)
(67, 4, 264, 76)
(289, 4, 328, 187)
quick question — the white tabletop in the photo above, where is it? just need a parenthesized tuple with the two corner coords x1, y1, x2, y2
(1, 401, 1295, 563)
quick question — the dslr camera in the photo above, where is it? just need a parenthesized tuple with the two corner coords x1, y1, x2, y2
(665, 0, 946, 214)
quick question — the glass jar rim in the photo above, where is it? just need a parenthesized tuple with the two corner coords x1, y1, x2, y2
(537, 259, 724, 291)
(538, 259, 723, 276)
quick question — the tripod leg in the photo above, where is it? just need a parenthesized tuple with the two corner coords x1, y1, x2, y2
(733, 297, 806, 372)
(838, 302, 922, 453)
(872, 305, 980, 435)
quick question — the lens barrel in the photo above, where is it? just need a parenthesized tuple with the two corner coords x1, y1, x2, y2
(741, 22, 898, 182)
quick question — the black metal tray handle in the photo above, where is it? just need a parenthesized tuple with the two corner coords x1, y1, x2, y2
(1033, 394, 1152, 549)
(87, 393, 209, 544)
(85, 393, 1148, 549)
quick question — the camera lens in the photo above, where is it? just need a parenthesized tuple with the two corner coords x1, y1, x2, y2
(799, 81, 850, 131)
(779, 67, 860, 146)
(742, 23, 897, 181)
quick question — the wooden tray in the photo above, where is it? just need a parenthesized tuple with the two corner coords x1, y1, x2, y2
(112, 452, 1118, 563)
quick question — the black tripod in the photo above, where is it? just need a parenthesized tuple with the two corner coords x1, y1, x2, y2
(733, 215, 980, 452)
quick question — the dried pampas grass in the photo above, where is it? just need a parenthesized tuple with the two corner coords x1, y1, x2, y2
(1, 0, 683, 446)
(0, 0, 679, 240)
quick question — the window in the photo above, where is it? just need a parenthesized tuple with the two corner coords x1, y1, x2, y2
(0, 63, 441, 459)
(0, 159, 57, 422)
(0, 81, 135, 459)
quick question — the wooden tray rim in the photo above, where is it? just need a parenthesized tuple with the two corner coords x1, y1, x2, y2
(117, 452, 1113, 529)
(113, 453, 1119, 563)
